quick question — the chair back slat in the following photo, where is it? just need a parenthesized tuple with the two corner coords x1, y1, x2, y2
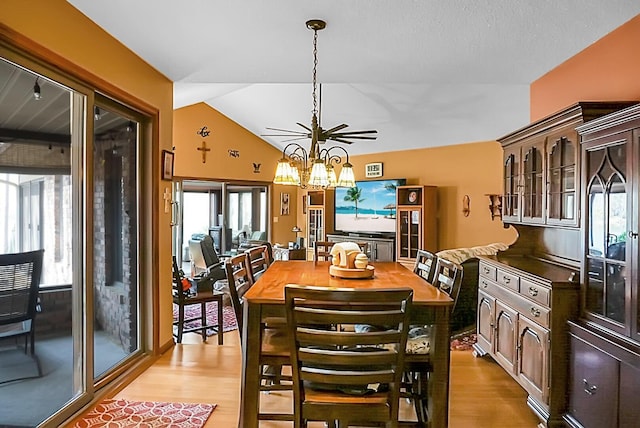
(313, 241, 334, 262)
(245, 245, 271, 282)
(225, 253, 254, 337)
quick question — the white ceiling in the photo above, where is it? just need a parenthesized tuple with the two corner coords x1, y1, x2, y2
(67, 0, 640, 156)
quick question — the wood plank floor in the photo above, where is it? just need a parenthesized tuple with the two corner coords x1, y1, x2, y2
(77, 330, 540, 427)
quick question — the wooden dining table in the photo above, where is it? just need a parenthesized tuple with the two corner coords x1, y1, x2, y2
(238, 260, 454, 428)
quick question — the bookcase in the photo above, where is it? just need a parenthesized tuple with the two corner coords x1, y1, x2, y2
(395, 185, 437, 269)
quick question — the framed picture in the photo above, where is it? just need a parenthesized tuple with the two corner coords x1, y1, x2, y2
(406, 189, 420, 205)
(162, 150, 174, 181)
(365, 162, 383, 178)
(280, 192, 290, 216)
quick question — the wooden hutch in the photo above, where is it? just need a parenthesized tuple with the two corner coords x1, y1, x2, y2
(473, 102, 636, 428)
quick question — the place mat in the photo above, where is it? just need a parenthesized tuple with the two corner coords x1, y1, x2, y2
(72, 399, 216, 428)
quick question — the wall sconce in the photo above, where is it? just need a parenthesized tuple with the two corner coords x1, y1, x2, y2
(486, 194, 503, 220)
(462, 195, 471, 217)
(33, 78, 41, 100)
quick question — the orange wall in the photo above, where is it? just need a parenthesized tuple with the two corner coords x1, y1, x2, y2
(531, 14, 640, 120)
(346, 142, 518, 251)
(173, 103, 298, 245)
(2, 1, 175, 346)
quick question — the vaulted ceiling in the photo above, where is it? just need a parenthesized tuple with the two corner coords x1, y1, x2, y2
(4, 2, 640, 156)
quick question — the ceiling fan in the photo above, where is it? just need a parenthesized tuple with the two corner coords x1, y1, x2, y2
(262, 19, 377, 147)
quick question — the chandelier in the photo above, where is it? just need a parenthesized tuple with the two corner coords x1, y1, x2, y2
(267, 19, 377, 189)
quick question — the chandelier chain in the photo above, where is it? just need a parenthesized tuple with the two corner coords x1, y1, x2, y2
(312, 27, 318, 117)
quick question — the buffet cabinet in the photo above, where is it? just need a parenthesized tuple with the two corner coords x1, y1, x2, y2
(473, 256, 579, 428)
(326, 234, 395, 262)
(562, 103, 640, 428)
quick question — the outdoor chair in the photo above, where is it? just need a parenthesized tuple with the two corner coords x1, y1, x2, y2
(285, 284, 413, 428)
(0, 249, 44, 384)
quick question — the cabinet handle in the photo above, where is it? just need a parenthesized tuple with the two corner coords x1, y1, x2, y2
(502, 276, 510, 284)
(583, 379, 597, 396)
(628, 231, 638, 239)
(481, 281, 488, 289)
(530, 307, 541, 317)
(528, 287, 538, 297)
(483, 267, 491, 274)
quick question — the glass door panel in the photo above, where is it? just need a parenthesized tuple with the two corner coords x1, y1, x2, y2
(92, 101, 140, 380)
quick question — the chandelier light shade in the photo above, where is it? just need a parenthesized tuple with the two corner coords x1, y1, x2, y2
(267, 19, 376, 189)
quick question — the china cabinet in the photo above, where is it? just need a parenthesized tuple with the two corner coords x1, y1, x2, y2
(395, 185, 437, 269)
(563, 103, 640, 428)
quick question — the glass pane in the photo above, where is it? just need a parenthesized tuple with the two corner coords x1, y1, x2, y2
(586, 258, 604, 315)
(549, 141, 562, 168)
(563, 167, 575, 191)
(562, 193, 575, 220)
(588, 186, 605, 257)
(607, 176, 626, 255)
(93, 106, 139, 380)
(605, 262, 625, 323)
(562, 139, 575, 165)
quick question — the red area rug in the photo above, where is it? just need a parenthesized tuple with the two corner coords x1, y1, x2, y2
(450, 333, 477, 351)
(73, 399, 215, 428)
(172, 302, 238, 336)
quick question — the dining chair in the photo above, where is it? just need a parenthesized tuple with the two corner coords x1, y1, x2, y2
(188, 235, 227, 292)
(285, 284, 413, 428)
(0, 249, 44, 384)
(313, 241, 334, 262)
(172, 256, 224, 344)
(403, 256, 464, 424)
(245, 244, 272, 283)
(413, 249, 437, 283)
(224, 253, 293, 421)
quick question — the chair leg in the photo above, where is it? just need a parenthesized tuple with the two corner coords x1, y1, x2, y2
(177, 305, 185, 343)
(200, 302, 207, 342)
(217, 298, 224, 345)
(413, 371, 428, 425)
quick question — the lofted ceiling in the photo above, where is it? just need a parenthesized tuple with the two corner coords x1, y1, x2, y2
(5, 2, 640, 157)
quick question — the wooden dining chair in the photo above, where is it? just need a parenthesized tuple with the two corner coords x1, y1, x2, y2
(413, 248, 437, 283)
(285, 284, 413, 428)
(245, 244, 271, 283)
(172, 256, 225, 345)
(313, 241, 335, 261)
(403, 256, 464, 424)
(224, 253, 293, 421)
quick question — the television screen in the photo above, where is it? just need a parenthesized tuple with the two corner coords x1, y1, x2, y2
(334, 179, 406, 234)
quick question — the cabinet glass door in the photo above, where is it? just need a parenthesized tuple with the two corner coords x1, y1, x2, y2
(398, 208, 420, 260)
(584, 141, 628, 331)
(522, 143, 544, 222)
(503, 147, 520, 221)
(307, 207, 324, 249)
(547, 135, 577, 225)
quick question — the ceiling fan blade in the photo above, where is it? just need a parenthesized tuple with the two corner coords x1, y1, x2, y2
(264, 127, 308, 135)
(327, 137, 354, 145)
(261, 133, 309, 137)
(280, 136, 310, 143)
(330, 134, 377, 140)
(296, 122, 312, 132)
(331, 129, 378, 136)
(323, 123, 349, 134)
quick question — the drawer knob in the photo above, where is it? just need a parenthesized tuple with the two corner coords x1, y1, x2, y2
(530, 307, 541, 317)
(481, 281, 488, 289)
(528, 287, 538, 297)
(503, 276, 510, 284)
(483, 267, 491, 274)
(583, 379, 597, 395)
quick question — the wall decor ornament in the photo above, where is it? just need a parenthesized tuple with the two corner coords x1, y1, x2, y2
(280, 192, 290, 215)
(196, 126, 211, 137)
(229, 149, 240, 158)
(161, 150, 174, 180)
(253, 163, 261, 173)
(365, 162, 383, 178)
(197, 141, 210, 163)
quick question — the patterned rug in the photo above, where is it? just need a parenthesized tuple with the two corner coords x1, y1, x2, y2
(450, 333, 477, 351)
(173, 302, 238, 336)
(72, 399, 216, 428)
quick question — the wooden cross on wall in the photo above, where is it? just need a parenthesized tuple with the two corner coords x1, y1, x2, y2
(197, 141, 211, 163)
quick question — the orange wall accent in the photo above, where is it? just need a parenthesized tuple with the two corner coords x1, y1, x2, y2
(3, 1, 175, 346)
(531, 14, 640, 121)
(346, 142, 517, 251)
(173, 103, 297, 245)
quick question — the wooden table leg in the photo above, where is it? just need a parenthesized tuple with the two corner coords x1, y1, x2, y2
(239, 300, 261, 428)
(428, 306, 451, 428)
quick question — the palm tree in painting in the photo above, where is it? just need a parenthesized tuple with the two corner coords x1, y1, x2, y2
(344, 187, 365, 219)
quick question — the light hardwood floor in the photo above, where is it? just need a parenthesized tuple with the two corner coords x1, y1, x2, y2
(73, 330, 540, 427)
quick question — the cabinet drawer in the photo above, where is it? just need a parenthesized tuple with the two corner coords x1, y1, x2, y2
(479, 262, 497, 281)
(482, 280, 550, 328)
(496, 269, 520, 292)
(520, 278, 550, 307)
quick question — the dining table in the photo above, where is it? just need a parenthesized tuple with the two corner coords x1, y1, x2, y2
(238, 260, 454, 428)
